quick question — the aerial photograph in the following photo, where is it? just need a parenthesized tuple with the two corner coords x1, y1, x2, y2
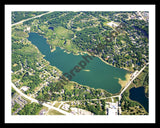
(11, 10, 149, 116)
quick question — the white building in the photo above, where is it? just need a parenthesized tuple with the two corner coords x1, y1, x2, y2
(21, 86, 30, 91)
(108, 102, 118, 115)
(107, 21, 119, 27)
(108, 108, 117, 115)
(62, 104, 70, 111)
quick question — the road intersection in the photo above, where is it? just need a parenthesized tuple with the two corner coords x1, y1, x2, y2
(11, 12, 149, 114)
(11, 83, 72, 115)
(11, 63, 148, 115)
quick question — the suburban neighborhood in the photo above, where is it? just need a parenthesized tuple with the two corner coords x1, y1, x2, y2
(11, 10, 149, 116)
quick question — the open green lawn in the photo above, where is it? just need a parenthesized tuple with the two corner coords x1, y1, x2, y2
(54, 101, 61, 108)
(47, 109, 64, 115)
(48, 26, 80, 53)
(54, 26, 74, 40)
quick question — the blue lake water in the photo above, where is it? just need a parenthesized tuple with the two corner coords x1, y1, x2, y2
(28, 32, 129, 94)
(129, 86, 149, 112)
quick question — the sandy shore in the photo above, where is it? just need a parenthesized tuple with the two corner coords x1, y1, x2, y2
(50, 46, 131, 89)
(118, 73, 131, 88)
(51, 46, 56, 52)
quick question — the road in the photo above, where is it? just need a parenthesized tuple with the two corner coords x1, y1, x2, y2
(62, 62, 148, 103)
(11, 83, 72, 115)
(11, 11, 149, 115)
(62, 95, 120, 103)
(12, 63, 148, 115)
(120, 63, 148, 95)
(11, 11, 54, 27)
(137, 11, 146, 22)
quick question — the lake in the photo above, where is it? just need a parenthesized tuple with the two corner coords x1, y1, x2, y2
(28, 32, 129, 94)
(129, 86, 149, 112)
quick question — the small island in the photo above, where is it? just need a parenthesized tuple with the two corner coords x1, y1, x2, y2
(11, 10, 149, 116)
(83, 69, 90, 72)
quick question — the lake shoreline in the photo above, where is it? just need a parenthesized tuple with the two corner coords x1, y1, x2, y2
(129, 86, 148, 112)
(118, 73, 131, 88)
(28, 32, 130, 94)
(50, 44, 133, 73)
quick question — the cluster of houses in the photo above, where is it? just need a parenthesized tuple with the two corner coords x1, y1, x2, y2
(70, 107, 93, 115)
(11, 94, 28, 115)
(61, 103, 94, 115)
(129, 11, 149, 22)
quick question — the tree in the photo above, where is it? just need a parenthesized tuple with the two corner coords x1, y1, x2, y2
(96, 103, 101, 111)
(18, 103, 42, 115)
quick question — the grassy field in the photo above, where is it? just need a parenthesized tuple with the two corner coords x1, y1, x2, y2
(120, 66, 149, 115)
(16, 44, 42, 57)
(64, 81, 75, 91)
(54, 101, 61, 108)
(47, 26, 80, 54)
(46, 109, 64, 115)
(54, 26, 74, 40)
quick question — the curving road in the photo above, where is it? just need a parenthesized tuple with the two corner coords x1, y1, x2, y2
(11, 83, 72, 115)
(11, 11, 74, 115)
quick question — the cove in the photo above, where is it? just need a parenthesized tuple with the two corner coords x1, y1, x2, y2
(129, 86, 149, 112)
(28, 32, 129, 94)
